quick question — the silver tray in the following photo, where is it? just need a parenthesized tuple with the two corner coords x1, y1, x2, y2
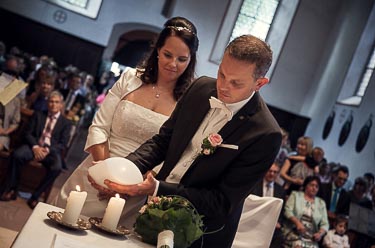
(89, 217, 130, 236)
(47, 211, 91, 230)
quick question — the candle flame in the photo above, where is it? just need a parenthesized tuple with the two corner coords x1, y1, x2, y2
(76, 185, 81, 192)
(115, 193, 120, 198)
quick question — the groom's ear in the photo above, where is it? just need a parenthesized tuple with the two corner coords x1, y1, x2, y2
(255, 78, 269, 91)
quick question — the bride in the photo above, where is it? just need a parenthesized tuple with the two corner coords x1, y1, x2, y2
(54, 16, 199, 228)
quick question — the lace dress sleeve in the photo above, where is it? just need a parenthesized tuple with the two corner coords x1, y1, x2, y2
(84, 68, 140, 151)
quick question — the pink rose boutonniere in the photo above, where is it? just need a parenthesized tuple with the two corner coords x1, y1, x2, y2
(201, 133, 223, 155)
(200, 133, 239, 155)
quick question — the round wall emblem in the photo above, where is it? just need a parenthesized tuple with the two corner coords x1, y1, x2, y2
(53, 10, 67, 24)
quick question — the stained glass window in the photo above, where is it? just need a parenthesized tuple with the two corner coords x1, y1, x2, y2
(230, 0, 279, 41)
(356, 46, 375, 97)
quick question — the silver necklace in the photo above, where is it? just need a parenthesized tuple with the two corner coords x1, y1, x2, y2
(152, 85, 161, 98)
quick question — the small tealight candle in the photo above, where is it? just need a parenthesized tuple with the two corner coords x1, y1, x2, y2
(62, 185, 87, 225)
(101, 194, 126, 230)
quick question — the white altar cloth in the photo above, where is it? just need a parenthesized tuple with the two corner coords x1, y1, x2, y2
(11, 202, 153, 248)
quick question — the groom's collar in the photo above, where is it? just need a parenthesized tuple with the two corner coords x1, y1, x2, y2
(226, 91, 255, 115)
(212, 90, 260, 118)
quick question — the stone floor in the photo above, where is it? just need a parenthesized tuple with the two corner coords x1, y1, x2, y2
(0, 127, 88, 248)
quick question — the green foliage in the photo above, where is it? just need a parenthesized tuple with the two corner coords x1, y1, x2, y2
(134, 196, 204, 248)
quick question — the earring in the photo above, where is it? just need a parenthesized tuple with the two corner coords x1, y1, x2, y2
(157, 55, 159, 59)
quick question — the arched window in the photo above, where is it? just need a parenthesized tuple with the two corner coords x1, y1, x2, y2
(210, 0, 299, 77)
(337, 8, 375, 107)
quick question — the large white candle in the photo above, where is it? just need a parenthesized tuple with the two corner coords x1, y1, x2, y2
(101, 194, 126, 230)
(62, 185, 87, 225)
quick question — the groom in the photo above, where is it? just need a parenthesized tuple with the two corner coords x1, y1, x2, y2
(101, 35, 282, 247)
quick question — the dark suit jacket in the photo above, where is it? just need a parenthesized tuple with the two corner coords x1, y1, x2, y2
(127, 77, 282, 247)
(251, 180, 286, 203)
(318, 182, 351, 216)
(60, 89, 85, 114)
(24, 110, 72, 154)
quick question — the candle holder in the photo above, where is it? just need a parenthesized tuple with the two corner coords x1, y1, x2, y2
(47, 211, 91, 230)
(89, 217, 130, 236)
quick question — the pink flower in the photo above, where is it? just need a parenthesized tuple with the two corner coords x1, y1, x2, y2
(207, 133, 223, 147)
(201, 133, 223, 155)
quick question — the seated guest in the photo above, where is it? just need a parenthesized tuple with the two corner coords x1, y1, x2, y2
(318, 165, 351, 225)
(283, 176, 329, 248)
(289, 146, 325, 176)
(364, 172, 374, 200)
(0, 41, 6, 68)
(22, 69, 56, 116)
(26, 64, 52, 98)
(280, 136, 314, 195)
(1, 55, 21, 79)
(274, 128, 291, 186)
(59, 72, 85, 117)
(249, 163, 286, 248)
(368, 187, 375, 211)
(349, 177, 371, 205)
(0, 97, 21, 151)
(322, 215, 350, 248)
(318, 161, 333, 184)
(0, 91, 71, 209)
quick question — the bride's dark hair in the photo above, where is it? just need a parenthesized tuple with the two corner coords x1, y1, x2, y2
(137, 16, 199, 100)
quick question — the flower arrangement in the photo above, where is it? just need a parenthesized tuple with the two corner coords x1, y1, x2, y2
(134, 195, 204, 248)
(201, 133, 223, 155)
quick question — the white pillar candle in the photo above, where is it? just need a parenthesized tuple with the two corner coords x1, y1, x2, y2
(101, 194, 126, 230)
(62, 185, 87, 225)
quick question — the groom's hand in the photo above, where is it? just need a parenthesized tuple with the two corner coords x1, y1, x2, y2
(104, 173, 157, 196)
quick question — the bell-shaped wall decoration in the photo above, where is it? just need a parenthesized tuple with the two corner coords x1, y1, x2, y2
(322, 109, 335, 140)
(355, 114, 373, 153)
(338, 111, 353, 146)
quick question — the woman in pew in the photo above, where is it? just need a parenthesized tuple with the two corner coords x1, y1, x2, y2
(283, 175, 329, 248)
(280, 136, 314, 195)
(0, 97, 21, 151)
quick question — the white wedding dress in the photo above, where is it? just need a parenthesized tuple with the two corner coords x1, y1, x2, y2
(54, 100, 168, 228)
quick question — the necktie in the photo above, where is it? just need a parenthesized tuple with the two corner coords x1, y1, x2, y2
(209, 96, 233, 121)
(65, 91, 76, 111)
(39, 115, 54, 147)
(265, 183, 272, 197)
(329, 187, 340, 212)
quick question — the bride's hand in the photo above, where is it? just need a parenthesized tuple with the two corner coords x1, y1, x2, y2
(90, 160, 102, 167)
(104, 173, 157, 196)
(87, 174, 116, 197)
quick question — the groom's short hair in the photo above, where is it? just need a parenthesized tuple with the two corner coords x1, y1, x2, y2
(225, 35, 272, 79)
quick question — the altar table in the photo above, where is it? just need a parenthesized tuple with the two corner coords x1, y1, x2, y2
(11, 202, 153, 248)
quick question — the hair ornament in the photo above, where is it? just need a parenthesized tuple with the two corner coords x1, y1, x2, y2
(166, 26, 195, 35)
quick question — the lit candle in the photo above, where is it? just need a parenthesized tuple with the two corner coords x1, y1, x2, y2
(101, 194, 126, 230)
(62, 185, 87, 225)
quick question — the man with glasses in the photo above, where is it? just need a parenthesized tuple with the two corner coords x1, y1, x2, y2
(318, 165, 351, 226)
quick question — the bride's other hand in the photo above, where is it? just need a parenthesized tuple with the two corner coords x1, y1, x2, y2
(87, 174, 116, 197)
(90, 160, 102, 167)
